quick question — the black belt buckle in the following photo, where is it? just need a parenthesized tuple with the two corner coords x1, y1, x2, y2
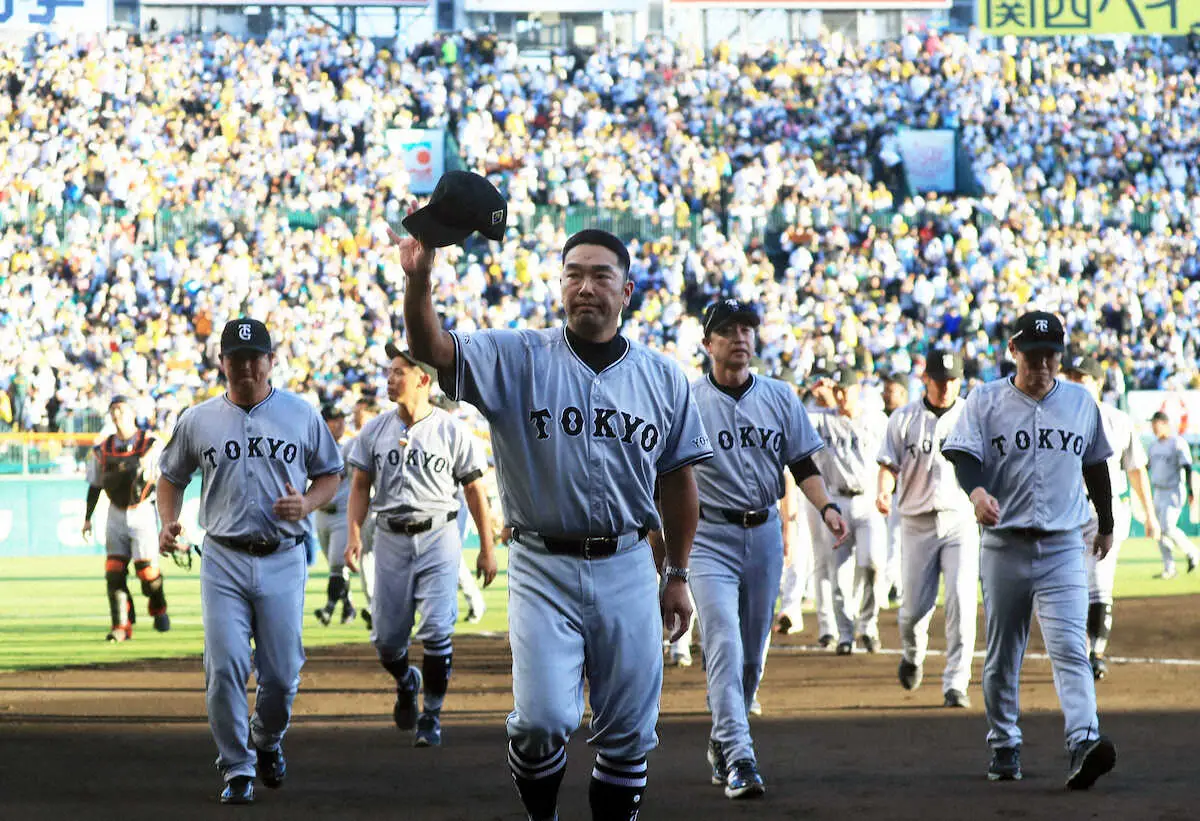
(246, 540, 279, 557)
(385, 517, 432, 535)
(740, 508, 769, 528)
(579, 536, 616, 559)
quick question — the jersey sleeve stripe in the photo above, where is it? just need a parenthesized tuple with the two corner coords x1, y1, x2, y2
(455, 467, 485, 486)
(658, 451, 714, 476)
(443, 331, 465, 402)
(794, 442, 825, 462)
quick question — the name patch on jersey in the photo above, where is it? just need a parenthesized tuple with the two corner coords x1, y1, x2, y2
(714, 426, 782, 452)
(202, 437, 299, 467)
(527, 406, 661, 452)
(990, 428, 1085, 457)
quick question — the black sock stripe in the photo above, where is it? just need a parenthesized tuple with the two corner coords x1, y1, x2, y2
(508, 744, 566, 779)
(595, 754, 647, 773)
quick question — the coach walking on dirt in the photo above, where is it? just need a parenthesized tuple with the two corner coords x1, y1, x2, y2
(156, 318, 343, 806)
(393, 203, 711, 818)
(941, 311, 1118, 789)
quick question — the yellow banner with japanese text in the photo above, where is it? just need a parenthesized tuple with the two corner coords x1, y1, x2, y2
(979, 0, 1198, 36)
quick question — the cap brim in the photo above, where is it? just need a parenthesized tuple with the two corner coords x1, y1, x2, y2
(221, 344, 272, 355)
(402, 206, 474, 248)
(706, 310, 761, 335)
(384, 342, 438, 376)
(1014, 340, 1064, 352)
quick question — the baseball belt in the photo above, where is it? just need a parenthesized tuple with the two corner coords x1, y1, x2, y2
(209, 533, 305, 557)
(378, 510, 456, 536)
(700, 506, 771, 528)
(511, 526, 650, 560)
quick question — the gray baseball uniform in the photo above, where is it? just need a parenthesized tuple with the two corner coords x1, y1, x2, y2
(1079, 404, 1144, 602)
(878, 397, 979, 696)
(159, 388, 343, 784)
(811, 407, 889, 646)
(1146, 434, 1200, 573)
(942, 377, 1111, 752)
(444, 325, 712, 792)
(347, 406, 487, 715)
(314, 437, 356, 622)
(688, 373, 824, 767)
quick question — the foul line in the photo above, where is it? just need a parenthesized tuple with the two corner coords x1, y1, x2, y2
(770, 643, 1200, 667)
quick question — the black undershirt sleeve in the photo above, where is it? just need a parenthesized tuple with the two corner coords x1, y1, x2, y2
(787, 456, 820, 485)
(944, 450, 987, 497)
(1082, 462, 1115, 536)
(85, 486, 102, 521)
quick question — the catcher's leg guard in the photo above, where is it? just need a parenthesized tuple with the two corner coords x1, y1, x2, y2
(325, 574, 347, 611)
(134, 560, 167, 616)
(1087, 602, 1113, 655)
(105, 557, 132, 632)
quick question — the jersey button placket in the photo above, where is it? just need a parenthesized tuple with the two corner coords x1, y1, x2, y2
(588, 379, 604, 530)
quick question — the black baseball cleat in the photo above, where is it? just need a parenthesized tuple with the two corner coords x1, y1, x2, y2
(393, 667, 423, 731)
(836, 641, 853, 656)
(707, 738, 728, 787)
(255, 745, 286, 789)
(1066, 735, 1116, 790)
(361, 608, 372, 630)
(898, 659, 922, 691)
(153, 613, 171, 632)
(1090, 652, 1109, 680)
(988, 746, 1022, 781)
(724, 759, 765, 800)
(219, 776, 255, 805)
(1188, 555, 1198, 574)
(943, 689, 971, 709)
(860, 635, 881, 653)
(774, 614, 794, 635)
(314, 607, 333, 626)
(817, 634, 835, 649)
(414, 711, 442, 747)
(340, 604, 357, 625)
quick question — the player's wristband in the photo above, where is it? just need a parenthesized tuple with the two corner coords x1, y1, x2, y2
(821, 502, 842, 518)
(662, 565, 690, 583)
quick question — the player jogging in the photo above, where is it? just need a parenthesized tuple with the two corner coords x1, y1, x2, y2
(1146, 411, 1200, 578)
(157, 318, 343, 805)
(312, 405, 358, 626)
(876, 350, 978, 708)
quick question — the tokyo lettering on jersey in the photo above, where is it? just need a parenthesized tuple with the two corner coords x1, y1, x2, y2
(159, 389, 344, 540)
(1147, 435, 1192, 495)
(346, 407, 487, 516)
(692, 374, 824, 510)
(878, 398, 972, 516)
(811, 408, 888, 495)
(941, 378, 1112, 531)
(445, 326, 713, 534)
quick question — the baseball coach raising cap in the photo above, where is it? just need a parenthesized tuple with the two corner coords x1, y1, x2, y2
(401, 171, 508, 248)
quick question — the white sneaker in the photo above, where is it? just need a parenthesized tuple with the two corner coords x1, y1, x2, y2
(668, 650, 693, 668)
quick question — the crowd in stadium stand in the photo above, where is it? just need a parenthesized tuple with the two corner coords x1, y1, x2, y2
(1, 24, 1199, 438)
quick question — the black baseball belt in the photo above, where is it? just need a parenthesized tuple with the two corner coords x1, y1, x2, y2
(511, 526, 650, 559)
(378, 510, 456, 536)
(835, 488, 865, 497)
(209, 533, 304, 557)
(700, 506, 772, 528)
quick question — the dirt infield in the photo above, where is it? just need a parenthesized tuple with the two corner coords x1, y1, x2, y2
(2, 596, 1198, 821)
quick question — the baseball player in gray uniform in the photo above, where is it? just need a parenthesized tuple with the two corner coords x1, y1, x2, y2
(811, 370, 890, 655)
(396, 216, 711, 821)
(344, 343, 497, 747)
(686, 299, 847, 799)
(455, 487, 489, 623)
(84, 395, 170, 641)
(312, 405, 358, 626)
(157, 318, 343, 805)
(350, 399, 379, 630)
(881, 374, 910, 608)
(1146, 411, 1200, 578)
(1063, 354, 1160, 680)
(941, 310, 1117, 789)
(876, 351, 978, 708)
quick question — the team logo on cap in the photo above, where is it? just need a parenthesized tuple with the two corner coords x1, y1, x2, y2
(1035, 319, 1049, 333)
(238, 324, 252, 341)
(943, 354, 954, 370)
(491, 209, 504, 225)
(726, 299, 738, 308)
(1074, 356, 1084, 367)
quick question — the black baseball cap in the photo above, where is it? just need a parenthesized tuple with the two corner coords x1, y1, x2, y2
(108, 395, 131, 409)
(401, 171, 507, 248)
(834, 369, 858, 389)
(810, 356, 834, 381)
(925, 349, 964, 380)
(1011, 311, 1065, 352)
(321, 404, 347, 421)
(703, 298, 761, 337)
(384, 341, 438, 377)
(1063, 351, 1104, 380)
(220, 318, 272, 356)
(1151, 411, 1170, 423)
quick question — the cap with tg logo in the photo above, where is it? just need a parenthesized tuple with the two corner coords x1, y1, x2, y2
(925, 349, 964, 380)
(1010, 311, 1065, 352)
(220, 318, 273, 356)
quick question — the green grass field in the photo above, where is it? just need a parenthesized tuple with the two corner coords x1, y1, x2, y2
(0, 539, 1196, 673)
